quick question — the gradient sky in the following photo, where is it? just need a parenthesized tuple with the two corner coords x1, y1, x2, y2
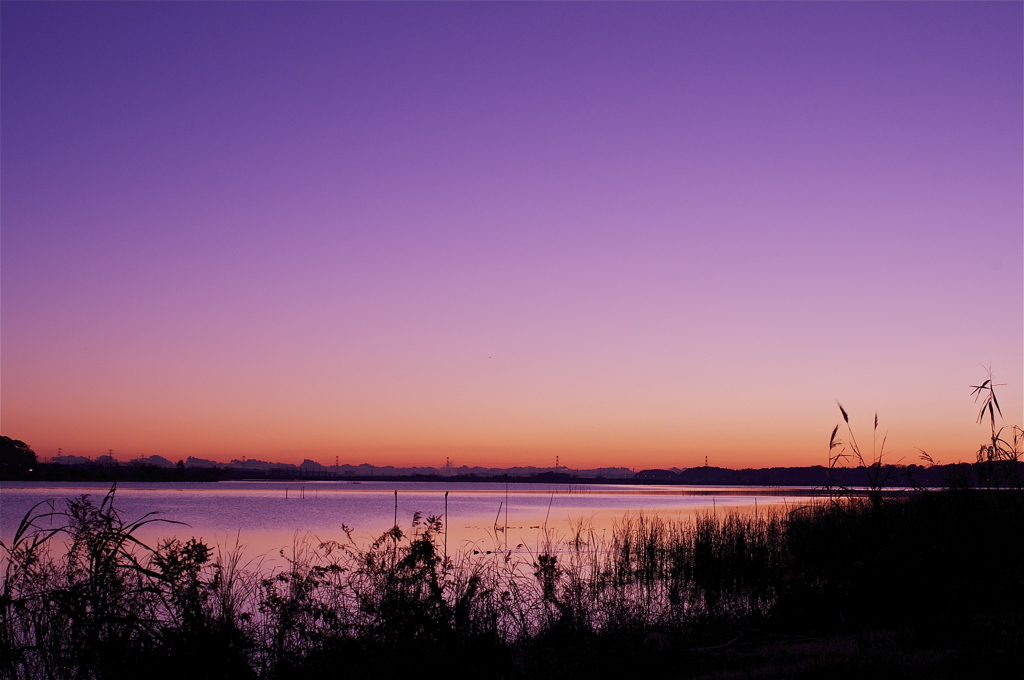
(2, 2, 1021, 470)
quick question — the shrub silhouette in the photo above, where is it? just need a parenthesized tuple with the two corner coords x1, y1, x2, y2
(4, 374, 1023, 680)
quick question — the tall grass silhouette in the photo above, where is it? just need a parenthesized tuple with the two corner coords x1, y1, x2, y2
(6, 491, 1020, 678)
(3, 375, 1022, 678)
(971, 370, 1024, 490)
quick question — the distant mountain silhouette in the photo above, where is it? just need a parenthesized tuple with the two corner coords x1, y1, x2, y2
(8, 453, 998, 488)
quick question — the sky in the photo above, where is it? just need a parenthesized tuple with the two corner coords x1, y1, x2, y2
(2, 2, 1021, 470)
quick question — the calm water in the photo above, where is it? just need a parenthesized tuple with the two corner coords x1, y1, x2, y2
(1, 481, 821, 564)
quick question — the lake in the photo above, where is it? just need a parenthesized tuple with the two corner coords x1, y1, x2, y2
(1, 481, 822, 565)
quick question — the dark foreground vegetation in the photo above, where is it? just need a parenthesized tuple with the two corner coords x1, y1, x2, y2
(2, 482, 1022, 680)
(3, 385, 1022, 678)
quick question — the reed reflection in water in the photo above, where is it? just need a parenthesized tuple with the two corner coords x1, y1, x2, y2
(0, 481, 817, 563)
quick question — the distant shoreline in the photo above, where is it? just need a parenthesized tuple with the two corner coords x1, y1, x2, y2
(4, 460, 999, 488)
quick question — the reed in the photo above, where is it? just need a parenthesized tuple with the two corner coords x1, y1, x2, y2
(3, 378, 1022, 677)
(971, 371, 1024, 490)
(3, 485, 1022, 679)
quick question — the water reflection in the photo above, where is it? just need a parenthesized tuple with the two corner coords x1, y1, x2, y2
(1, 481, 822, 566)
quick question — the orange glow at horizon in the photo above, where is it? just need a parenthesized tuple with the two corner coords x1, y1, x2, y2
(2, 3, 1020, 474)
(7, 387, 995, 471)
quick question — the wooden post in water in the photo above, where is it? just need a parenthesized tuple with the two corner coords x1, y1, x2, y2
(394, 490, 398, 529)
(444, 490, 449, 561)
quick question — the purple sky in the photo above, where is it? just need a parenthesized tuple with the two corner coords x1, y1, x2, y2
(2, 2, 1021, 469)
